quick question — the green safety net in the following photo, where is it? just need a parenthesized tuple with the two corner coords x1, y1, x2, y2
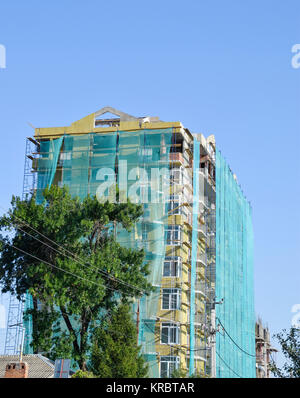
(61, 132, 118, 200)
(116, 129, 172, 377)
(36, 137, 64, 203)
(215, 150, 255, 378)
(23, 294, 33, 354)
(25, 129, 172, 376)
(24, 136, 63, 354)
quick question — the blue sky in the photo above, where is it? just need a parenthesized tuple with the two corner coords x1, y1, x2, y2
(0, 0, 299, 368)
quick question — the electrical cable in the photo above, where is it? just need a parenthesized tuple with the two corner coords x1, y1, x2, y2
(0, 205, 146, 294)
(216, 317, 256, 357)
(215, 349, 243, 378)
(0, 236, 131, 295)
(0, 230, 172, 303)
(14, 221, 145, 294)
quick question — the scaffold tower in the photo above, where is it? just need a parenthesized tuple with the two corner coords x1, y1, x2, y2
(4, 137, 38, 354)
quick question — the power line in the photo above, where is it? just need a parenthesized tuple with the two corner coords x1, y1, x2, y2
(0, 205, 146, 295)
(215, 350, 243, 378)
(216, 317, 256, 358)
(0, 208, 216, 359)
(0, 236, 127, 296)
(15, 221, 144, 294)
(1, 230, 201, 315)
(1, 206, 204, 300)
(1, 231, 168, 302)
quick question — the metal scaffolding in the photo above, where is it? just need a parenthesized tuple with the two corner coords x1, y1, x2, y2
(4, 295, 24, 354)
(4, 137, 38, 354)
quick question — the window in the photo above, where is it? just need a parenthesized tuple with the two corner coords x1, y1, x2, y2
(142, 229, 148, 241)
(166, 225, 182, 245)
(140, 148, 153, 159)
(161, 322, 180, 344)
(59, 152, 71, 161)
(160, 356, 179, 378)
(170, 167, 183, 185)
(168, 195, 181, 215)
(163, 256, 181, 277)
(162, 288, 181, 310)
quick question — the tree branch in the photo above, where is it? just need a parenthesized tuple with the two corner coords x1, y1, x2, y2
(60, 305, 80, 355)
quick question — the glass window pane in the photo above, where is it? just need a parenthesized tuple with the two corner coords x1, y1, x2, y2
(162, 293, 169, 309)
(171, 294, 177, 309)
(161, 362, 168, 378)
(171, 261, 177, 276)
(163, 261, 170, 276)
(170, 327, 176, 343)
(161, 326, 169, 343)
(169, 363, 176, 377)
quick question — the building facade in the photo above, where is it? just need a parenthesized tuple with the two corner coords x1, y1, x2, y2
(255, 319, 277, 378)
(11, 107, 255, 377)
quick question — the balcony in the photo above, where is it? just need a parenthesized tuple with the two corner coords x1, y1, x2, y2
(195, 281, 207, 297)
(186, 312, 207, 327)
(169, 152, 184, 165)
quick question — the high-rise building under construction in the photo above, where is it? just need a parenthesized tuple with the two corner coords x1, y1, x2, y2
(8, 107, 255, 377)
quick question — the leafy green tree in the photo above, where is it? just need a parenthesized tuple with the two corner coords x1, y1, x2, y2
(0, 185, 152, 370)
(171, 367, 206, 378)
(90, 304, 148, 378)
(171, 367, 189, 378)
(270, 327, 300, 378)
(71, 370, 95, 378)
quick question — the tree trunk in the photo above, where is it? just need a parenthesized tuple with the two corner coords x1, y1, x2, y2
(80, 360, 87, 371)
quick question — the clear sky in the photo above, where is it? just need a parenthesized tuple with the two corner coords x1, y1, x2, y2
(0, 0, 299, 368)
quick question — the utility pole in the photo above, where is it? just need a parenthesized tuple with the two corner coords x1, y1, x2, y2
(8, 322, 25, 362)
(210, 308, 216, 378)
(210, 298, 223, 378)
(19, 327, 25, 362)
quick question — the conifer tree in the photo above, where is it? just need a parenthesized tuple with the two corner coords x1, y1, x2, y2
(90, 304, 148, 378)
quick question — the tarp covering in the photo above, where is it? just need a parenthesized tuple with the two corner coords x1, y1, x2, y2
(25, 136, 63, 354)
(36, 137, 64, 203)
(25, 129, 172, 378)
(116, 129, 172, 377)
(215, 150, 255, 378)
